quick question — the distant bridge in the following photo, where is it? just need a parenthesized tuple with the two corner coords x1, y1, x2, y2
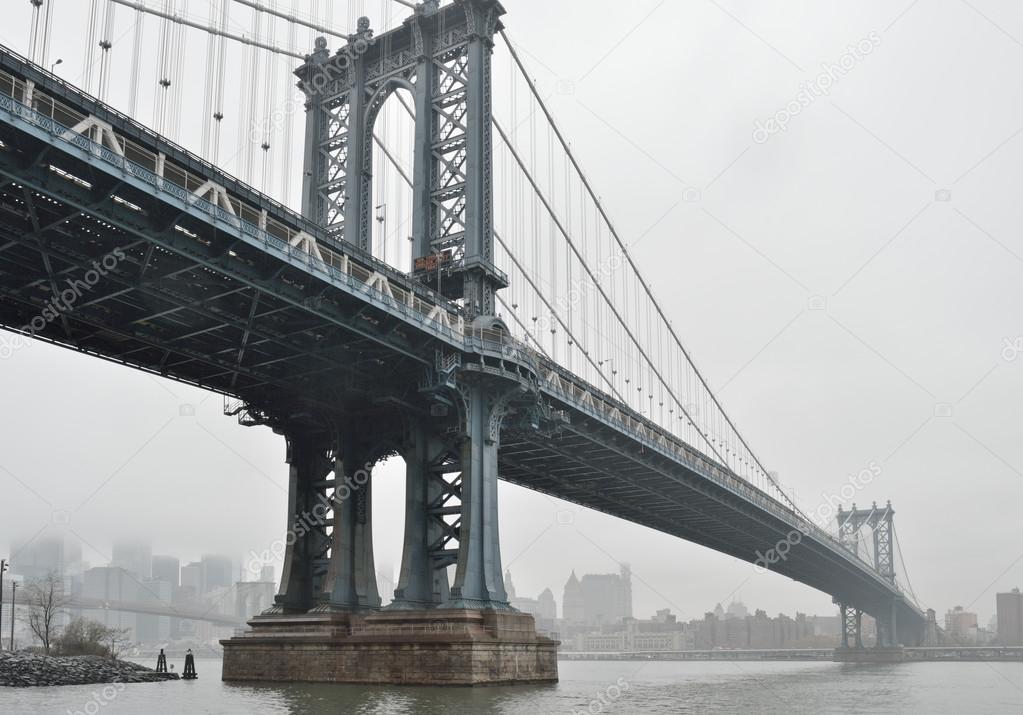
(67, 596, 247, 628)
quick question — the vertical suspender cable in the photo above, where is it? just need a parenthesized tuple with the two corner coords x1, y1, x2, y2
(97, 1, 116, 101)
(152, 0, 174, 134)
(84, 0, 101, 92)
(212, 0, 230, 163)
(128, 7, 145, 117)
(168, 0, 189, 140)
(279, 4, 297, 205)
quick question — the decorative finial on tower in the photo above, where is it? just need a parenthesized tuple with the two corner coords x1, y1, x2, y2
(347, 17, 374, 54)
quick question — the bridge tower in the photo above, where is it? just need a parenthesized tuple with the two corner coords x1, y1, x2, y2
(295, 0, 507, 320)
(222, 0, 556, 685)
(834, 501, 905, 656)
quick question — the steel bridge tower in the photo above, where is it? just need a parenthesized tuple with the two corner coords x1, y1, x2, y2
(834, 501, 907, 656)
(222, 0, 557, 684)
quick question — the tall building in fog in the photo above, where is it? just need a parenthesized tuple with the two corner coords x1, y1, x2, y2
(112, 541, 152, 579)
(200, 555, 233, 595)
(180, 562, 202, 601)
(579, 566, 632, 625)
(537, 588, 557, 621)
(563, 566, 632, 626)
(563, 571, 585, 624)
(9, 535, 83, 582)
(997, 588, 1023, 646)
(152, 555, 180, 590)
(82, 566, 138, 635)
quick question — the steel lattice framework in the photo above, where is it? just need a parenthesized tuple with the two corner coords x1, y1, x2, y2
(297, 0, 506, 318)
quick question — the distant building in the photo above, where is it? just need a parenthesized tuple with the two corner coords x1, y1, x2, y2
(506, 571, 557, 633)
(997, 588, 1023, 646)
(152, 555, 180, 590)
(111, 541, 152, 580)
(200, 555, 233, 595)
(136, 578, 173, 642)
(577, 566, 632, 625)
(726, 600, 748, 620)
(562, 571, 585, 624)
(537, 588, 557, 622)
(179, 561, 202, 602)
(944, 606, 979, 644)
(9, 535, 83, 583)
(81, 566, 138, 636)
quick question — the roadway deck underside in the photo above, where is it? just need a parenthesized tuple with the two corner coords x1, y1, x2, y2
(500, 424, 922, 633)
(0, 122, 430, 415)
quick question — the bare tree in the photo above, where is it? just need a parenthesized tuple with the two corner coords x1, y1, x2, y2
(101, 625, 132, 660)
(27, 571, 70, 655)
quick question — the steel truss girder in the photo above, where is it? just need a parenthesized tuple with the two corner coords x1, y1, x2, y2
(0, 153, 438, 406)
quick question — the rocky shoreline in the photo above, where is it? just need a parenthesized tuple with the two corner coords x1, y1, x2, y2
(0, 651, 180, 687)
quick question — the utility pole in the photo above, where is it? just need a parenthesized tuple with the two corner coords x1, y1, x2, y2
(0, 559, 6, 651)
(8, 580, 15, 651)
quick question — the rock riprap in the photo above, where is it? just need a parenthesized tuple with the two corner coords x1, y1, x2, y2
(0, 651, 180, 687)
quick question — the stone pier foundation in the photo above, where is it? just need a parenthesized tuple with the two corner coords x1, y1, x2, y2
(221, 609, 559, 685)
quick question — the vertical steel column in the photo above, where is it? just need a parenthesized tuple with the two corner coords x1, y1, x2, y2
(274, 434, 333, 613)
(319, 431, 381, 610)
(343, 21, 372, 252)
(391, 417, 454, 608)
(410, 10, 435, 267)
(460, 0, 499, 318)
(299, 38, 330, 222)
(447, 383, 510, 609)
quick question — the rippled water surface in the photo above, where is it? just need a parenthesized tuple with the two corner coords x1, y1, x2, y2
(2, 658, 1022, 714)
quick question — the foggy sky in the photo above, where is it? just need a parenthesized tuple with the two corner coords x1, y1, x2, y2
(1, 0, 1022, 627)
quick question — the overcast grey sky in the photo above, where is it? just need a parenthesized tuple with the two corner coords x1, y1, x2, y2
(1, 0, 1022, 626)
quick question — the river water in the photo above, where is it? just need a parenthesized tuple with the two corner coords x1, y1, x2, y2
(1, 658, 1021, 714)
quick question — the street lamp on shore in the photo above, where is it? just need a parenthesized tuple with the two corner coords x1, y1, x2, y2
(0, 559, 7, 651)
(9, 580, 16, 651)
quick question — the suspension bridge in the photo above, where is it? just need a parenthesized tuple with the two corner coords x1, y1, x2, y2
(0, 0, 929, 683)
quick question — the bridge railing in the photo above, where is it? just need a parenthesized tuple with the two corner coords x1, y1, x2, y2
(0, 55, 469, 345)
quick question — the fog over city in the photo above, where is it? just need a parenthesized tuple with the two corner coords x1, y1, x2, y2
(2, 0, 1022, 636)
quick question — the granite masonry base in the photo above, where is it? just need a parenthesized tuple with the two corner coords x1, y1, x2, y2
(832, 646, 906, 663)
(220, 608, 559, 686)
